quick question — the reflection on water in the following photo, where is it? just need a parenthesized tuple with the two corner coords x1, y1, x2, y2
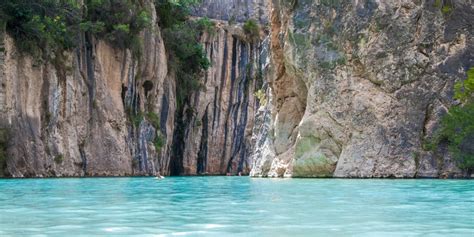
(0, 177, 473, 236)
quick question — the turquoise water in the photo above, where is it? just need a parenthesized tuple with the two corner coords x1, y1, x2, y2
(0, 177, 473, 236)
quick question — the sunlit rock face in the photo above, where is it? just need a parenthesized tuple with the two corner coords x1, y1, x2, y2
(0, 0, 176, 177)
(1, 0, 472, 178)
(0, 0, 269, 177)
(250, 0, 473, 178)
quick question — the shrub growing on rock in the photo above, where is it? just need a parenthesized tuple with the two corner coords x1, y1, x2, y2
(54, 154, 64, 164)
(0, 0, 81, 57)
(0, 0, 151, 59)
(84, 0, 151, 58)
(154, 132, 165, 152)
(155, 0, 210, 110)
(146, 112, 161, 129)
(429, 67, 474, 170)
(243, 19, 260, 40)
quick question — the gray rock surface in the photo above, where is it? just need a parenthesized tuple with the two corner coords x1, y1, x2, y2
(0, 0, 266, 177)
(1, 0, 472, 178)
(250, 0, 473, 178)
(173, 23, 265, 175)
(191, 0, 269, 24)
(0, 1, 175, 177)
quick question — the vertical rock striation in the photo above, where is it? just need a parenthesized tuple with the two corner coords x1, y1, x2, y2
(0, 1, 176, 177)
(170, 23, 267, 175)
(164, 0, 270, 175)
(251, 0, 473, 178)
(0, 0, 269, 177)
(1, 0, 472, 178)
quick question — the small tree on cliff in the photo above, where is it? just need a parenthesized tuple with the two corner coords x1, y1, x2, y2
(155, 0, 210, 110)
(428, 67, 474, 171)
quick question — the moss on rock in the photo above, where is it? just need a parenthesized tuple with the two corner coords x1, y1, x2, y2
(293, 136, 336, 177)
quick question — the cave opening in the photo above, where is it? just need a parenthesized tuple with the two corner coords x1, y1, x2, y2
(143, 80, 154, 97)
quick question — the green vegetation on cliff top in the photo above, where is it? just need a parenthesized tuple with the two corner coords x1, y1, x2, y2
(1, 0, 211, 130)
(0, 0, 151, 59)
(1, 0, 210, 157)
(0, 0, 81, 57)
(85, 0, 151, 58)
(155, 0, 211, 111)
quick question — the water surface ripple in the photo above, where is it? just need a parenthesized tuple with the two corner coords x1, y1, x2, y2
(0, 177, 473, 236)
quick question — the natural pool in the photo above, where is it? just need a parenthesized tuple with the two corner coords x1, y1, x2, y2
(0, 177, 473, 236)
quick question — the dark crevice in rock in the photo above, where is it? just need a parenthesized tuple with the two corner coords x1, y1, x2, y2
(79, 142, 87, 176)
(121, 85, 127, 104)
(160, 92, 169, 136)
(85, 33, 96, 115)
(197, 106, 209, 174)
(169, 106, 190, 175)
(220, 36, 238, 172)
(212, 86, 218, 130)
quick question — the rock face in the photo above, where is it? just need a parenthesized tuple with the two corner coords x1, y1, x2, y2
(171, 24, 266, 175)
(1, 0, 472, 178)
(0, 0, 266, 177)
(250, 0, 473, 178)
(0, 1, 176, 177)
(191, 0, 269, 24)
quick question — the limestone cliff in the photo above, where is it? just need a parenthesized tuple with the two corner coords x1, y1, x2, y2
(251, 0, 473, 178)
(1, 0, 473, 178)
(0, 0, 265, 177)
(171, 24, 266, 175)
(0, 1, 176, 177)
